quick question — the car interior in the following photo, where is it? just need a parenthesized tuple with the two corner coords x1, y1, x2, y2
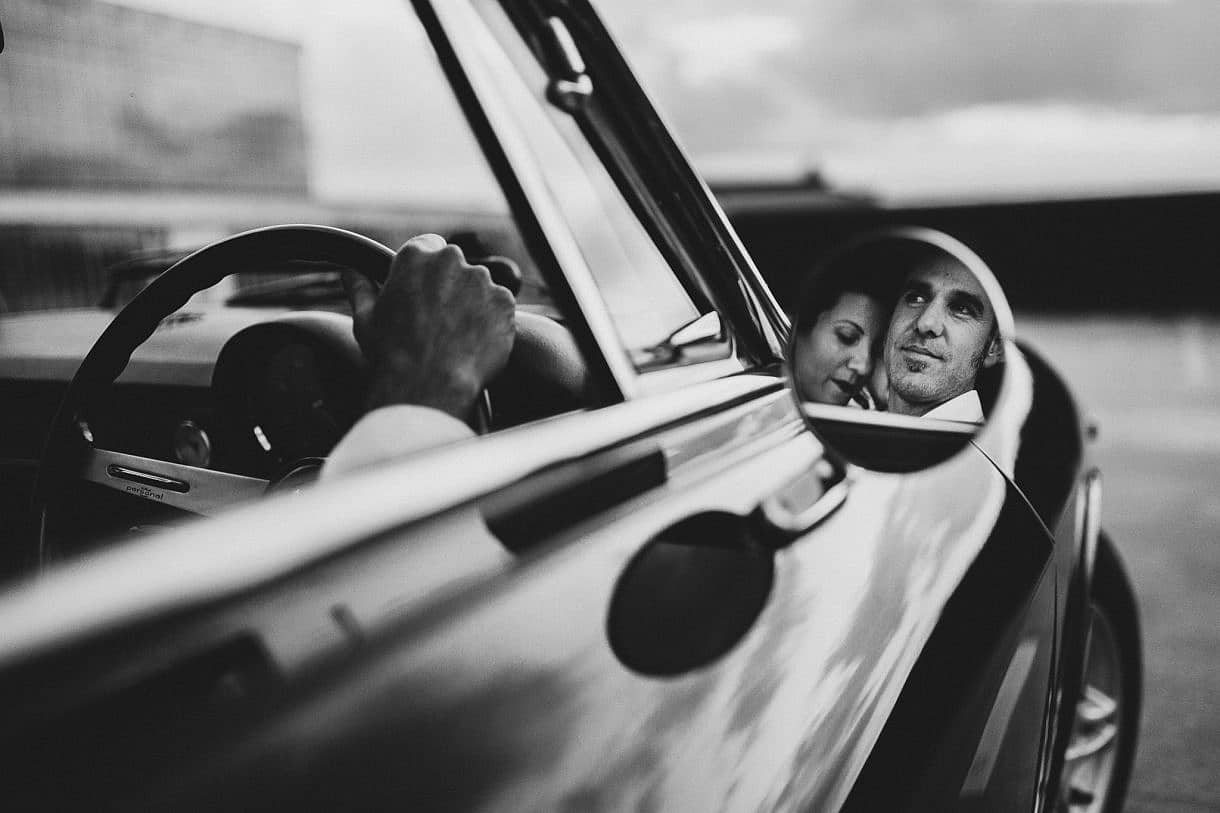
(0, 1, 619, 575)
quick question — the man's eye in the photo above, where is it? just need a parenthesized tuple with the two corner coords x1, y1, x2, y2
(903, 291, 926, 306)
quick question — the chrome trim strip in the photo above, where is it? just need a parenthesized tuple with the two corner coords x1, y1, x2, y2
(0, 374, 782, 665)
(430, 0, 638, 397)
(1082, 469, 1103, 582)
(962, 638, 1041, 795)
(800, 402, 981, 436)
(545, 16, 586, 77)
(106, 465, 189, 493)
(82, 448, 269, 516)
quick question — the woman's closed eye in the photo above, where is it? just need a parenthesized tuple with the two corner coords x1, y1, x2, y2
(834, 324, 864, 346)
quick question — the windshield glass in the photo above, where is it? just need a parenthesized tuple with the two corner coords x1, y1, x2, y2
(599, 0, 1220, 204)
(0, 0, 547, 313)
(470, 0, 703, 355)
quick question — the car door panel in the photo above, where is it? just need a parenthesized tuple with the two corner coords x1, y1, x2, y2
(841, 485, 1057, 812)
(128, 380, 1049, 813)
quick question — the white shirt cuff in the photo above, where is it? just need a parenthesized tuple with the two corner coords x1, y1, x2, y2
(321, 405, 475, 480)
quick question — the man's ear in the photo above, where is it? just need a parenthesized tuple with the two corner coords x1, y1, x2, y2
(981, 332, 1003, 369)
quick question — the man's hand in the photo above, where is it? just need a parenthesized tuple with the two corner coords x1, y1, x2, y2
(342, 234, 516, 421)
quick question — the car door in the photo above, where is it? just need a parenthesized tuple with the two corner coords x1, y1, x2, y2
(0, 1, 1059, 810)
(103, 385, 1036, 812)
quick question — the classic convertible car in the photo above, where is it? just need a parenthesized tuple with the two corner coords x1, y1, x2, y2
(0, 0, 1138, 811)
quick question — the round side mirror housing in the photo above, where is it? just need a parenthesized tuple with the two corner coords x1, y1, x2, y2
(786, 227, 1015, 473)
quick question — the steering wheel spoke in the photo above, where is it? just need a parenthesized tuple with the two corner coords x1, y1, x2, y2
(80, 447, 269, 516)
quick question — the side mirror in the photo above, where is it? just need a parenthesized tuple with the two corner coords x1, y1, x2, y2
(786, 227, 1014, 473)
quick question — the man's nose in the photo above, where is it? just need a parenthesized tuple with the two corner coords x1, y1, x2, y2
(914, 301, 946, 337)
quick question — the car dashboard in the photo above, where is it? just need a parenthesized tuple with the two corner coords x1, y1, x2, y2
(0, 307, 373, 562)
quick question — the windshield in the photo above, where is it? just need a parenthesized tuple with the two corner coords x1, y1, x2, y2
(0, 0, 547, 314)
(599, 0, 1220, 204)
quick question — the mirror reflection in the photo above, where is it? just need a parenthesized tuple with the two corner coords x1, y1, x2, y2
(791, 230, 1006, 425)
(792, 261, 890, 409)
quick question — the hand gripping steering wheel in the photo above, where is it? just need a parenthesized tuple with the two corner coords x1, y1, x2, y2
(31, 224, 495, 566)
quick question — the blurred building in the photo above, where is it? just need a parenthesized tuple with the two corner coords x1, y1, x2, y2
(0, 0, 312, 311)
(0, 0, 307, 194)
(0, 1, 542, 314)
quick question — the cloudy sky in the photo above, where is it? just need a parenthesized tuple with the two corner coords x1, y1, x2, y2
(599, 0, 1220, 202)
(113, 0, 1220, 204)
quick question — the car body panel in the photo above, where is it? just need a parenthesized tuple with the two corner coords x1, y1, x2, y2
(48, 378, 1024, 812)
(5, 347, 1051, 810)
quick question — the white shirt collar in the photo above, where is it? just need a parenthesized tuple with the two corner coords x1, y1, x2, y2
(922, 390, 984, 423)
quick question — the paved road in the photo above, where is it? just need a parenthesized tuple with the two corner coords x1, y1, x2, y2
(1021, 316, 1220, 813)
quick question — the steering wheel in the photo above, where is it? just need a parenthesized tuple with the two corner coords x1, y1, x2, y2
(31, 224, 492, 564)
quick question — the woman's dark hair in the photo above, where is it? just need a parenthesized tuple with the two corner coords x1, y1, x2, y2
(794, 236, 948, 334)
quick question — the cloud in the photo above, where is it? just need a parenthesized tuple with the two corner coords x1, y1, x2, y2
(815, 105, 1220, 201)
(658, 14, 801, 86)
(774, 1, 1220, 117)
(603, 0, 1220, 199)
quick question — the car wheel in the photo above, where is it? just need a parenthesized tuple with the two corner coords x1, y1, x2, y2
(1060, 533, 1142, 813)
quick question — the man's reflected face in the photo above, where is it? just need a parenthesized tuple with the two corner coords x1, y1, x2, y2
(884, 258, 998, 416)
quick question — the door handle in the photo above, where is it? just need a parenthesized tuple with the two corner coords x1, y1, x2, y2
(608, 459, 848, 676)
(750, 461, 851, 548)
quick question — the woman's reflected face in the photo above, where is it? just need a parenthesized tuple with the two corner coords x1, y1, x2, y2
(794, 292, 887, 406)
